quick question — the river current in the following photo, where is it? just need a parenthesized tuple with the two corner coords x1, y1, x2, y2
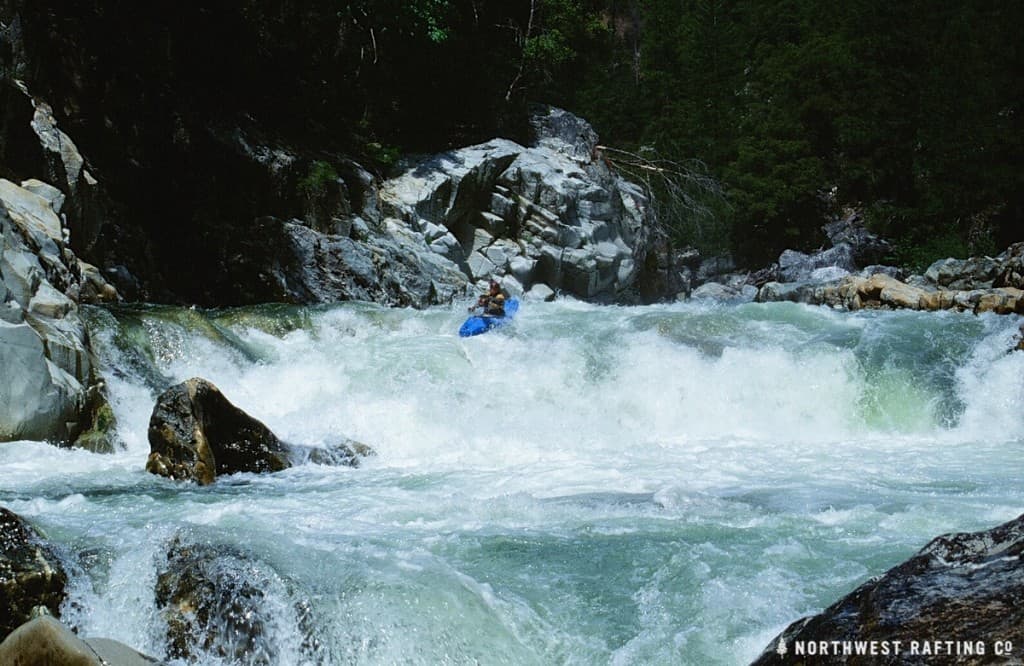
(2, 299, 1023, 664)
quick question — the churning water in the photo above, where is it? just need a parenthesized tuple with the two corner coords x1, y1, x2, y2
(2, 299, 1023, 664)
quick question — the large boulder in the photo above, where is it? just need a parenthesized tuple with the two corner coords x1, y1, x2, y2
(0, 614, 162, 665)
(145, 378, 370, 484)
(145, 378, 290, 485)
(0, 178, 116, 444)
(0, 508, 67, 641)
(753, 514, 1024, 665)
(380, 106, 653, 302)
(155, 536, 314, 665)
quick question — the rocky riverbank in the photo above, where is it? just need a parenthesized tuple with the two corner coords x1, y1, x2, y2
(683, 210, 1024, 315)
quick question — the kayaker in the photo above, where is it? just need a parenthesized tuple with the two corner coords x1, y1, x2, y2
(470, 279, 506, 317)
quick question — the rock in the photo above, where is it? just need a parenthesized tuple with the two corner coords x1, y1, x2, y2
(228, 217, 468, 308)
(145, 378, 290, 485)
(71, 385, 120, 454)
(924, 256, 1001, 290)
(27, 281, 73, 318)
(76, 260, 118, 304)
(753, 513, 1024, 665)
(0, 320, 82, 441)
(778, 244, 857, 283)
(994, 241, 1024, 289)
(918, 289, 958, 311)
(0, 179, 112, 443)
(526, 282, 556, 301)
(690, 281, 756, 303)
(757, 281, 821, 305)
(380, 107, 654, 302)
(0, 615, 162, 665)
(974, 288, 1022, 315)
(19, 179, 65, 215)
(810, 266, 850, 282)
(155, 536, 310, 665)
(1, 508, 68, 641)
(528, 104, 599, 162)
(860, 264, 905, 280)
(822, 209, 891, 266)
(85, 637, 164, 665)
(747, 263, 781, 287)
(467, 251, 497, 280)
(380, 140, 522, 229)
(0, 178, 63, 245)
(294, 439, 375, 467)
(870, 274, 927, 310)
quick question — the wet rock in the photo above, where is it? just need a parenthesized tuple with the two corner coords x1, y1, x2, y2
(526, 282, 556, 301)
(757, 281, 822, 305)
(753, 513, 1024, 665)
(1, 178, 114, 443)
(293, 439, 375, 468)
(155, 536, 311, 665)
(146, 378, 289, 485)
(690, 281, 757, 303)
(71, 385, 120, 454)
(0, 614, 162, 665)
(0, 508, 67, 640)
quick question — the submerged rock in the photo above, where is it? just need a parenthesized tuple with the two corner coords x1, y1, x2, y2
(0, 508, 68, 641)
(0, 614, 162, 665)
(753, 513, 1024, 665)
(296, 439, 376, 468)
(155, 536, 314, 665)
(70, 385, 120, 454)
(146, 378, 289, 485)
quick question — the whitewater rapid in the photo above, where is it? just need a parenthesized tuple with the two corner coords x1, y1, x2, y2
(2, 299, 1023, 664)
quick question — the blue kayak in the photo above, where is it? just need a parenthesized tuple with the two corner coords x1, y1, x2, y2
(459, 299, 519, 337)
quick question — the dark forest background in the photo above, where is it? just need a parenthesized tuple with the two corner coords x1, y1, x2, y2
(3, 0, 1021, 273)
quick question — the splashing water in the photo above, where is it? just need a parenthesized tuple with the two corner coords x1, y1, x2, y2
(2, 300, 1023, 664)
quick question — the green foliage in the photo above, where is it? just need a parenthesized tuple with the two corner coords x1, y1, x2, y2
(890, 234, 971, 274)
(545, 0, 1022, 265)
(207, 0, 1024, 263)
(365, 142, 400, 168)
(298, 160, 339, 200)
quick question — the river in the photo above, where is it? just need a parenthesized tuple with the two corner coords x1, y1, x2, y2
(2, 299, 1023, 664)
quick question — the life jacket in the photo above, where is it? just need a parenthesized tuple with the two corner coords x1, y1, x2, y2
(483, 293, 506, 316)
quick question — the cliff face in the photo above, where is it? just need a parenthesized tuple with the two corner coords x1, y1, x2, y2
(0, 1, 537, 305)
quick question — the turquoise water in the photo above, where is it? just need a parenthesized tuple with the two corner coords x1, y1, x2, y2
(2, 300, 1023, 664)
